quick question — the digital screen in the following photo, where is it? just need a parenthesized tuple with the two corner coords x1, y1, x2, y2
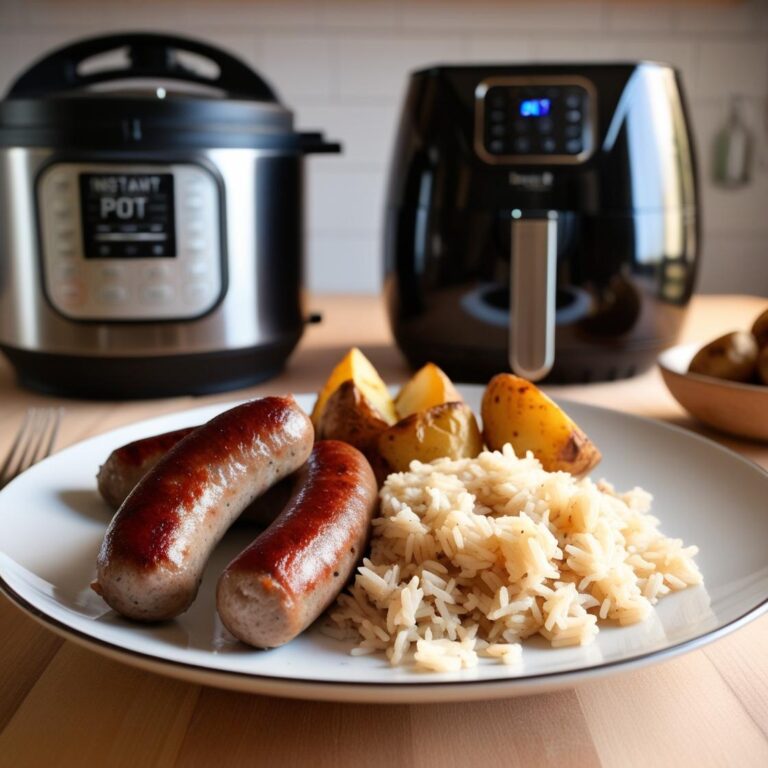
(519, 98, 551, 118)
(79, 173, 176, 258)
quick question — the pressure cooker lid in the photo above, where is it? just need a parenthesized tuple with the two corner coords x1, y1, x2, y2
(0, 33, 340, 152)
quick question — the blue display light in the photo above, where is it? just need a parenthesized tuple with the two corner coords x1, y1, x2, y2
(520, 98, 551, 117)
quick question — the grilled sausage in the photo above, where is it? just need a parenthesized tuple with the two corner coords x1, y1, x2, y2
(97, 426, 291, 526)
(92, 396, 313, 622)
(216, 440, 377, 648)
(97, 427, 197, 509)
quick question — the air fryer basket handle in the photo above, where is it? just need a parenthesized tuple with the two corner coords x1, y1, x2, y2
(509, 211, 557, 381)
(7, 32, 277, 100)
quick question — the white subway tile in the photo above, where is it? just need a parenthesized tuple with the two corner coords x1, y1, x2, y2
(465, 37, 534, 63)
(307, 166, 386, 234)
(21, 0, 321, 29)
(694, 97, 768, 236)
(306, 233, 381, 293)
(673, 0, 762, 34)
(296, 103, 399, 167)
(605, 4, 675, 33)
(260, 35, 333, 101)
(401, 0, 605, 32)
(698, 234, 768, 294)
(697, 41, 768, 99)
(532, 38, 617, 63)
(338, 35, 467, 100)
(320, 0, 401, 30)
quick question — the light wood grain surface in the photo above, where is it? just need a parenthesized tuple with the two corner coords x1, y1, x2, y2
(1, 293, 767, 768)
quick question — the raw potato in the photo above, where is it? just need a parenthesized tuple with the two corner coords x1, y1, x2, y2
(751, 308, 768, 350)
(395, 363, 463, 419)
(688, 331, 758, 383)
(481, 373, 601, 476)
(375, 402, 483, 477)
(311, 347, 396, 430)
(316, 380, 394, 454)
(758, 346, 768, 385)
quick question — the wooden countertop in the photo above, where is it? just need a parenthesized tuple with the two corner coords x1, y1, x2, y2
(1, 293, 767, 767)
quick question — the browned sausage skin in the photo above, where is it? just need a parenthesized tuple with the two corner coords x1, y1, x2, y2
(216, 440, 377, 648)
(97, 427, 197, 509)
(97, 426, 293, 527)
(93, 396, 313, 622)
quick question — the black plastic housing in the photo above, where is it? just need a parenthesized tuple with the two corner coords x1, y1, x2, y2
(385, 63, 699, 383)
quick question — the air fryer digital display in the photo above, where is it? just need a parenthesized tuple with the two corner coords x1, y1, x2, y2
(79, 173, 176, 258)
(476, 77, 596, 164)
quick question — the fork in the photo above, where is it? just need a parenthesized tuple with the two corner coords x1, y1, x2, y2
(0, 408, 64, 490)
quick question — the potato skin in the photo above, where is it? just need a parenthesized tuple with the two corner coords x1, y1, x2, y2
(751, 309, 768, 350)
(374, 402, 483, 479)
(688, 331, 758, 383)
(311, 347, 396, 430)
(481, 374, 601, 476)
(316, 380, 391, 454)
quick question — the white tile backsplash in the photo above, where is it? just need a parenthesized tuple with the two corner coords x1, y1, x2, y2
(337, 35, 467, 100)
(0, 0, 765, 295)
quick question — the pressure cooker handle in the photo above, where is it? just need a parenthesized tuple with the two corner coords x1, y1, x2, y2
(7, 32, 277, 101)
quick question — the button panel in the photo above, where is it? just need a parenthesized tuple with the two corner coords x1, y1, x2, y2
(37, 163, 224, 321)
(476, 77, 596, 164)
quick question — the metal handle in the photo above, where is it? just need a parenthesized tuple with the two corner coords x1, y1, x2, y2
(509, 211, 557, 381)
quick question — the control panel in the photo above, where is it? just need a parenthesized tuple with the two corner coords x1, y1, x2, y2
(475, 77, 596, 165)
(37, 162, 224, 321)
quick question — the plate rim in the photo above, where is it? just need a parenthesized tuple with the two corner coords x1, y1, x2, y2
(2, 391, 768, 702)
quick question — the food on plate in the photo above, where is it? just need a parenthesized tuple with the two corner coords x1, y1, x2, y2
(97, 426, 197, 509)
(374, 402, 482, 478)
(328, 447, 702, 672)
(96, 426, 293, 527)
(481, 373, 601, 475)
(217, 440, 377, 648)
(315, 379, 394, 455)
(752, 308, 768, 349)
(758, 346, 768, 386)
(688, 331, 758, 383)
(394, 362, 463, 419)
(92, 396, 313, 621)
(311, 347, 396, 431)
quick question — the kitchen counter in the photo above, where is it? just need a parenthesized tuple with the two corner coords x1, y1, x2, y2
(1, 293, 767, 766)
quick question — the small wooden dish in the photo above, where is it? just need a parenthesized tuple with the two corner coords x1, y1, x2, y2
(658, 342, 768, 442)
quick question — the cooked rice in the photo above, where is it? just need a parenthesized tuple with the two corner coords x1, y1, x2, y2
(329, 445, 702, 672)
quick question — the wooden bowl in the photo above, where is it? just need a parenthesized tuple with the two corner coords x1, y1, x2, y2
(658, 343, 768, 442)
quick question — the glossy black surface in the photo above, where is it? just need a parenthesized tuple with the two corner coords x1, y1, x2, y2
(385, 63, 699, 383)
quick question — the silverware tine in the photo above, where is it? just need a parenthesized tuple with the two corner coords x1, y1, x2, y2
(0, 407, 63, 489)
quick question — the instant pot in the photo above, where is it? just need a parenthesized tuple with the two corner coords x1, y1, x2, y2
(0, 33, 340, 398)
(385, 63, 699, 383)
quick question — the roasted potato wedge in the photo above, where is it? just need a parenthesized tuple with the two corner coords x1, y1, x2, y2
(751, 308, 768, 350)
(375, 402, 483, 477)
(481, 373, 601, 476)
(688, 331, 758, 383)
(316, 379, 393, 454)
(311, 347, 396, 430)
(395, 363, 462, 419)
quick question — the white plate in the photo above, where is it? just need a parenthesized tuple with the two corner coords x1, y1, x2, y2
(1, 388, 767, 703)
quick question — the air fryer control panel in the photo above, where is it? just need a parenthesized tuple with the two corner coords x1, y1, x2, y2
(475, 76, 596, 165)
(37, 162, 224, 321)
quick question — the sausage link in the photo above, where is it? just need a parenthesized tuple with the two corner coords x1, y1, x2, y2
(97, 426, 291, 526)
(93, 396, 313, 622)
(97, 427, 197, 509)
(216, 440, 377, 648)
